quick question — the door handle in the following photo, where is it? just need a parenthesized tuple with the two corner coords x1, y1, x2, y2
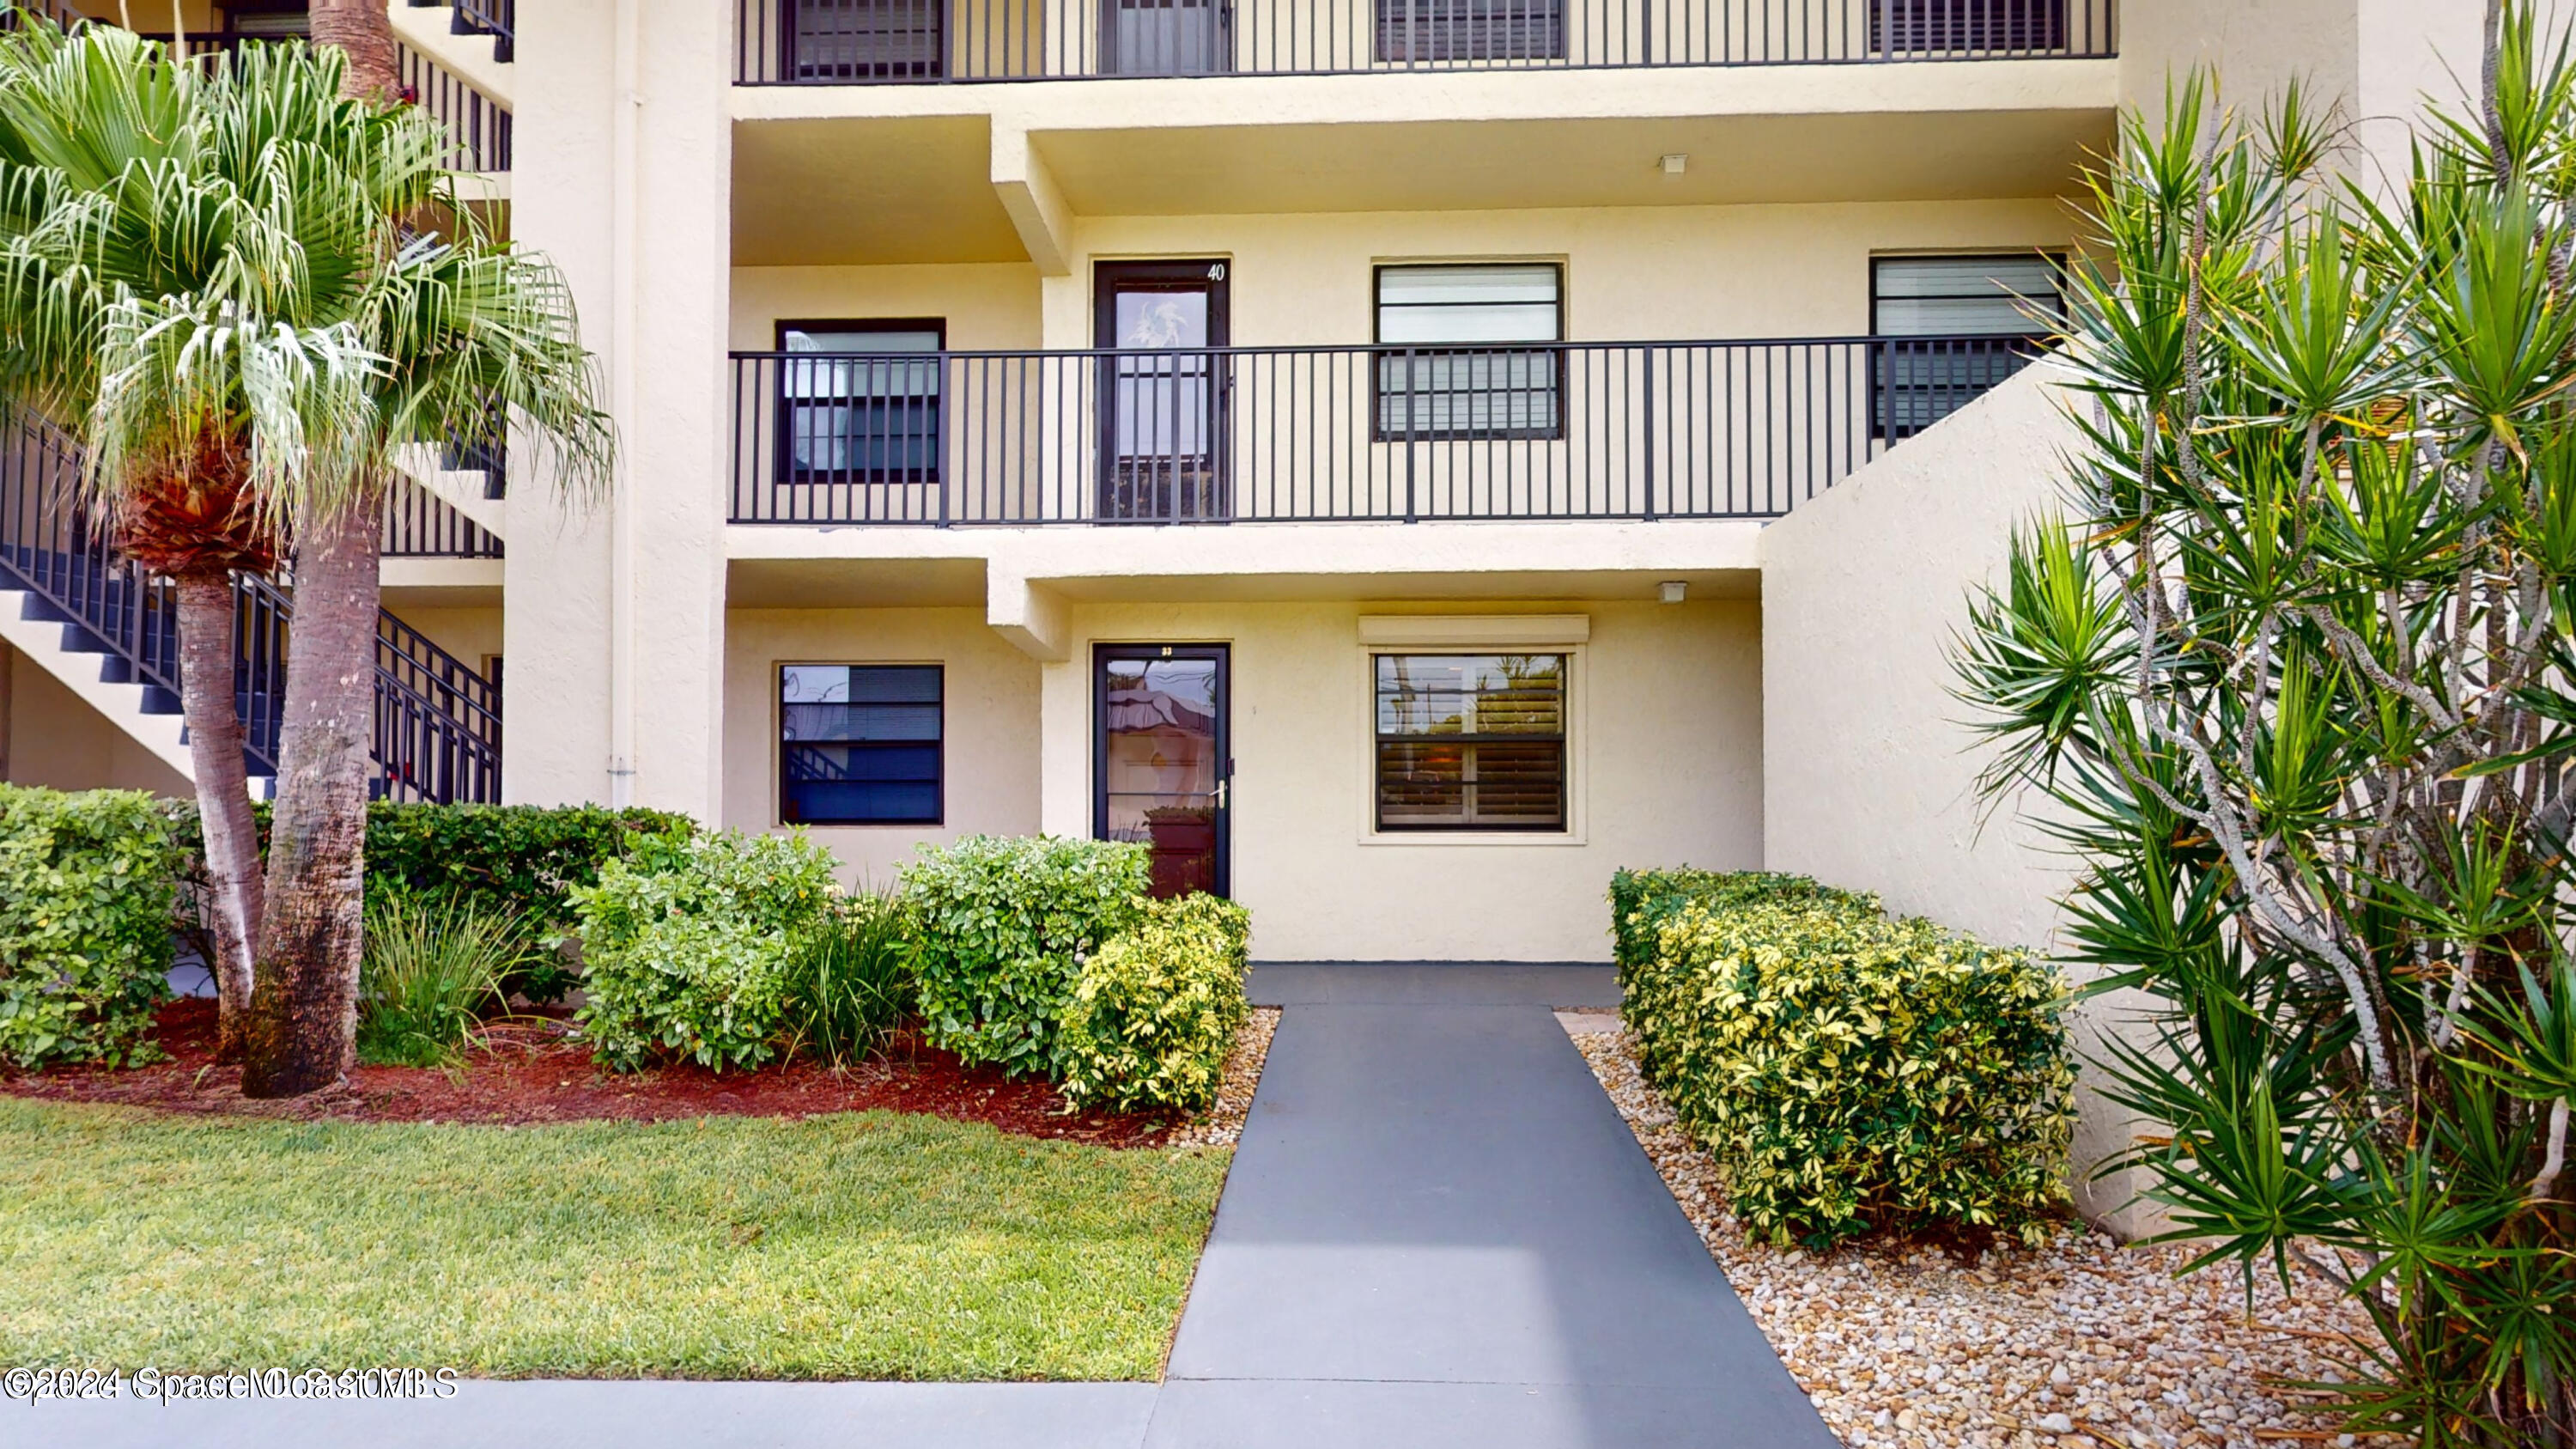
(1214, 781, 1229, 809)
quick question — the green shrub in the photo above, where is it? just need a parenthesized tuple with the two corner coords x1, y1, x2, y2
(362, 804, 690, 1002)
(900, 835, 1150, 1079)
(571, 829, 840, 1072)
(172, 802, 690, 1004)
(357, 892, 520, 1067)
(781, 889, 914, 1071)
(1621, 872, 2075, 1249)
(1058, 893, 1250, 1114)
(0, 786, 184, 1068)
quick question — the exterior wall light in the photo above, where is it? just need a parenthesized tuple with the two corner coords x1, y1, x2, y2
(1660, 154, 1688, 175)
(1659, 581, 1688, 604)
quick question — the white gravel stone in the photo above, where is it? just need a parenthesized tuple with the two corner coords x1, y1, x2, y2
(1571, 1029, 2410, 1449)
(1167, 1008, 1280, 1149)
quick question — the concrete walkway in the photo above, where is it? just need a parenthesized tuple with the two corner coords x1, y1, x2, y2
(1141, 963, 1837, 1448)
(10, 965, 1835, 1449)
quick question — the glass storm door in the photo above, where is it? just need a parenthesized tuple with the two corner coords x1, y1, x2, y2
(1096, 260, 1230, 521)
(1096, 644, 1230, 898)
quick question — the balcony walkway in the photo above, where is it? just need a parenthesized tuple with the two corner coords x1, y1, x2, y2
(21, 965, 1831, 1449)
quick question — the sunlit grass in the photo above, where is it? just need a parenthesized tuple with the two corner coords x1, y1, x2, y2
(0, 1097, 1229, 1379)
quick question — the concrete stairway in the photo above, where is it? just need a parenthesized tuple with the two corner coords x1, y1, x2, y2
(0, 575, 206, 788)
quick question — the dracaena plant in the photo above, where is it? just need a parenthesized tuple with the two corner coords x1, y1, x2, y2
(1954, 6, 2576, 1444)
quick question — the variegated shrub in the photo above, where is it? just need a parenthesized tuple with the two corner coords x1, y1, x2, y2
(1619, 872, 2075, 1248)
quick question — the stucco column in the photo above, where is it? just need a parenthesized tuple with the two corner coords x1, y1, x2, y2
(1037, 644, 1090, 839)
(507, 0, 731, 819)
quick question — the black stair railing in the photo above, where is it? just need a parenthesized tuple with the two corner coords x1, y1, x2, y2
(398, 40, 513, 174)
(453, 0, 513, 62)
(0, 412, 503, 802)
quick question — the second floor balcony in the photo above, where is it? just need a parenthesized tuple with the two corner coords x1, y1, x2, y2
(726, 332, 2045, 526)
(733, 0, 2114, 84)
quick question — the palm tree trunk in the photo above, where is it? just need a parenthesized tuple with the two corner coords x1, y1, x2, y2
(240, 496, 380, 1098)
(171, 571, 264, 1063)
(307, 0, 400, 100)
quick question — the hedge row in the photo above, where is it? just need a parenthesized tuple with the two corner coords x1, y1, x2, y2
(1613, 868, 2075, 1248)
(8, 782, 1256, 1119)
(0, 786, 187, 1068)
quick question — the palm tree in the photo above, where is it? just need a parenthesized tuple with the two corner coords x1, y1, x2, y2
(0, 23, 383, 1059)
(232, 43, 611, 1097)
(0, 27, 611, 1092)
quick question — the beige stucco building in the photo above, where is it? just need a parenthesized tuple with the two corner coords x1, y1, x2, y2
(0, 0, 2504, 1216)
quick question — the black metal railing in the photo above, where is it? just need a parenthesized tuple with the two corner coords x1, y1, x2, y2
(369, 594, 502, 804)
(399, 41, 513, 174)
(0, 411, 206, 742)
(0, 411, 503, 801)
(2, 0, 93, 33)
(381, 471, 504, 557)
(735, 0, 2111, 82)
(451, 0, 514, 63)
(727, 332, 2043, 524)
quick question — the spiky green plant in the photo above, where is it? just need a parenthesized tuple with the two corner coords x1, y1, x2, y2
(1954, 8, 2576, 1445)
(355, 890, 518, 1068)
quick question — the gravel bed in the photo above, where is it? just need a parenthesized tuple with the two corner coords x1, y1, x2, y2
(1168, 1007, 1281, 1149)
(1571, 1028, 2407, 1449)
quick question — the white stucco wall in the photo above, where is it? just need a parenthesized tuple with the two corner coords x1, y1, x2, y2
(722, 606, 1043, 880)
(3, 647, 189, 797)
(1759, 365, 2154, 1227)
(1026, 598, 1765, 962)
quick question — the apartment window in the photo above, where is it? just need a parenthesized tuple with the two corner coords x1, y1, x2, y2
(776, 320, 944, 484)
(1869, 0, 2068, 54)
(1871, 254, 2061, 440)
(1375, 654, 1565, 831)
(223, 3, 311, 39)
(780, 665, 943, 825)
(788, 0, 943, 80)
(1374, 265, 1563, 441)
(1376, 0, 1564, 63)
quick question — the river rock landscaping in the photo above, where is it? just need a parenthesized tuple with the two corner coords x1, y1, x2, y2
(1573, 1026, 2404, 1449)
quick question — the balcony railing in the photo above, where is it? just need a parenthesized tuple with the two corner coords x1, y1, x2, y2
(399, 41, 513, 174)
(735, 0, 2111, 82)
(726, 333, 2042, 525)
(381, 472, 503, 558)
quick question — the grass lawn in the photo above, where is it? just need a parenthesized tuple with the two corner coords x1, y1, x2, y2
(0, 1096, 1231, 1380)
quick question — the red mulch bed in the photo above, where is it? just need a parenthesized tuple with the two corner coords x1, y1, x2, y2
(0, 998, 1178, 1148)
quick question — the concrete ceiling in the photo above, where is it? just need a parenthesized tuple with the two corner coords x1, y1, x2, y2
(1034, 108, 2111, 216)
(732, 116, 1028, 266)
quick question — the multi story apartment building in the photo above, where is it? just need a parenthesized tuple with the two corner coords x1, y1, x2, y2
(0, 0, 2483, 983)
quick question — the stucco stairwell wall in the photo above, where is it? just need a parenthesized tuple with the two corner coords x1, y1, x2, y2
(1758, 364, 2153, 1232)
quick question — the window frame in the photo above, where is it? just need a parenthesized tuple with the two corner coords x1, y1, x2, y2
(1868, 0, 2070, 57)
(1370, 651, 1570, 834)
(1867, 253, 2063, 442)
(1370, 263, 1567, 444)
(783, 0, 946, 82)
(221, 1, 311, 39)
(1373, 0, 1568, 63)
(776, 661, 946, 828)
(772, 317, 948, 487)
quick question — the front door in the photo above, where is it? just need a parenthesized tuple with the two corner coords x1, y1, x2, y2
(1096, 260, 1230, 521)
(1095, 643, 1230, 898)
